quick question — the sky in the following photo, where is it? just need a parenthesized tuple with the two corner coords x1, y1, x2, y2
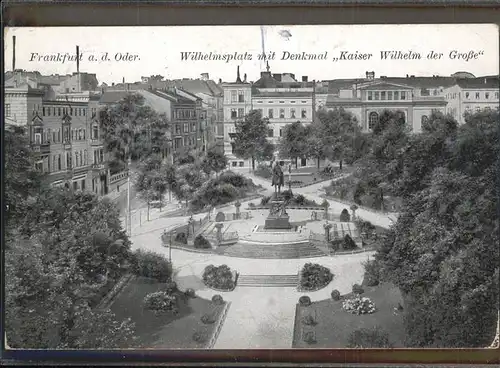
(4, 24, 499, 85)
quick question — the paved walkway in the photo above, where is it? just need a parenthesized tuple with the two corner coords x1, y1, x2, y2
(129, 168, 392, 349)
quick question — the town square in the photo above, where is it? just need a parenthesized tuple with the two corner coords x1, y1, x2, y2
(3, 24, 499, 351)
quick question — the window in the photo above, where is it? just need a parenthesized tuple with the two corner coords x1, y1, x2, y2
(381, 91, 386, 100)
(232, 161, 237, 167)
(290, 108, 296, 118)
(81, 180, 86, 191)
(368, 112, 379, 130)
(238, 108, 244, 117)
(47, 107, 51, 116)
(184, 136, 189, 146)
(367, 91, 373, 100)
(183, 123, 189, 133)
(84, 150, 87, 165)
(5, 104, 11, 117)
(231, 108, 237, 119)
(465, 92, 470, 99)
(394, 91, 399, 100)
(301, 109, 307, 118)
(485, 92, 490, 99)
(73, 181, 78, 191)
(34, 132, 42, 144)
(257, 108, 263, 116)
(67, 152, 72, 169)
(231, 90, 237, 103)
(268, 129, 274, 137)
(388, 91, 393, 100)
(43, 107, 46, 116)
(75, 152, 79, 167)
(279, 101, 285, 104)
(175, 124, 181, 134)
(52, 131, 56, 142)
(57, 129, 61, 142)
(401, 91, 406, 100)
(421, 115, 429, 125)
(268, 109, 274, 118)
(239, 161, 244, 167)
(374, 92, 380, 100)
(279, 109, 285, 118)
(191, 122, 196, 132)
(495, 92, 499, 99)
(291, 101, 296, 104)
(475, 92, 480, 99)
(78, 129, 83, 140)
(92, 125, 99, 139)
(238, 90, 244, 102)
(476, 106, 481, 112)
(433, 90, 438, 96)
(279, 129, 283, 137)
(58, 107, 61, 116)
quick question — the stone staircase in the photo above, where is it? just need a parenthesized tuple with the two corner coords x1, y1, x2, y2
(223, 241, 327, 259)
(237, 274, 299, 287)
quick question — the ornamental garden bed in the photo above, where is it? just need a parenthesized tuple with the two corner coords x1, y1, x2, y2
(298, 263, 334, 292)
(109, 276, 226, 348)
(202, 264, 238, 291)
(292, 283, 405, 348)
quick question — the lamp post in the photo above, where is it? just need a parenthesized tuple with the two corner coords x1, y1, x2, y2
(288, 162, 292, 193)
(169, 229, 176, 263)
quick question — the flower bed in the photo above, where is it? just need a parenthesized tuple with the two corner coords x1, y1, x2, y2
(299, 263, 333, 291)
(342, 295, 376, 315)
(143, 291, 178, 314)
(202, 265, 237, 291)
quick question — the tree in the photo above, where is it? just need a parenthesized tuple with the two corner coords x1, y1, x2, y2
(316, 108, 362, 170)
(4, 126, 45, 237)
(5, 236, 136, 349)
(100, 93, 169, 174)
(171, 163, 208, 211)
(201, 149, 228, 177)
(135, 154, 170, 217)
(374, 109, 499, 347)
(305, 124, 326, 170)
(278, 121, 309, 168)
(232, 109, 272, 170)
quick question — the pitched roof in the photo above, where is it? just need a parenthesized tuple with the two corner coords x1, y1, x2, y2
(99, 91, 132, 104)
(252, 91, 312, 98)
(456, 77, 499, 89)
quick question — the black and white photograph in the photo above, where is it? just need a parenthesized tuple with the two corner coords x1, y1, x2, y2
(3, 24, 499, 351)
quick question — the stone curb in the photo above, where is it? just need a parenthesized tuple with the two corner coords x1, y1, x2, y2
(207, 301, 232, 349)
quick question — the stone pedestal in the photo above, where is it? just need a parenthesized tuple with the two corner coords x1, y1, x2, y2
(264, 199, 292, 229)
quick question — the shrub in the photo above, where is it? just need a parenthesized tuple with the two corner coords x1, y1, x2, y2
(330, 239, 343, 252)
(260, 196, 271, 205)
(194, 235, 211, 249)
(300, 263, 333, 291)
(294, 194, 306, 205)
(363, 260, 381, 286)
(347, 326, 392, 348)
(342, 295, 376, 315)
(331, 289, 341, 301)
(352, 284, 365, 294)
(248, 202, 255, 208)
(175, 232, 187, 244)
(299, 295, 311, 306)
(131, 249, 172, 282)
(143, 291, 177, 313)
(212, 294, 224, 305)
(340, 208, 351, 222)
(281, 190, 293, 201)
(303, 331, 316, 344)
(343, 234, 357, 250)
(219, 172, 247, 188)
(203, 265, 236, 291)
(201, 313, 216, 324)
(301, 314, 316, 326)
(185, 288, 196, 298)
(164, 281, 177, 293)
(192, 332, 207, 343)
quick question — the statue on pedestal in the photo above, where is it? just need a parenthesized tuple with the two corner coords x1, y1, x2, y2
(271, 162, 284, 196)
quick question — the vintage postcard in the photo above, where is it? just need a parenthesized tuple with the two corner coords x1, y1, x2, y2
(3, 24, 499, 353)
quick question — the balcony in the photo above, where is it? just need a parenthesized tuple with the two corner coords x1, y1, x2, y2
(92, 163, 107, 170)
(32, 142, 51, 154)
(90, 138, 102, 147)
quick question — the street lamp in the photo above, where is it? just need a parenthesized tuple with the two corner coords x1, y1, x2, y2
(169, 229, 176, 263)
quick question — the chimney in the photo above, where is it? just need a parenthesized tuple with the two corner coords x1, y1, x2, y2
(302, 76, 308, 82)
(218, 78, 222, 84)
(243, 73, 247, 83)
(201, 73, 209, 81)
(122, 77, 125, 84)
(365, 71, 375, 80)
(484, 78, 487, 84)
(236, 66, 242, 83)
(406, 74, 409, 78)
(12, 36, 16, 72)
(76, 45, 80, 92)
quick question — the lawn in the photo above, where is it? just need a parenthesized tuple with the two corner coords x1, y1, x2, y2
(292, 283, 406, 348)
(109, 276, 227, 348)
(255, 165, 352, 187)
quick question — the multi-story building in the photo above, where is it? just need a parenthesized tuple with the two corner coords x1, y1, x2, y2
(325, 72, 450, 133)
(221, 67, 252, 167)
(252, 71, 315, 142)
(443, 77, 500, 124)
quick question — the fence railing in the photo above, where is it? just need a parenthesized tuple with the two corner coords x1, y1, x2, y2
(222, 232, 239, 242)
(109, 171, 128, 184)
(216, 212, 252, 222)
